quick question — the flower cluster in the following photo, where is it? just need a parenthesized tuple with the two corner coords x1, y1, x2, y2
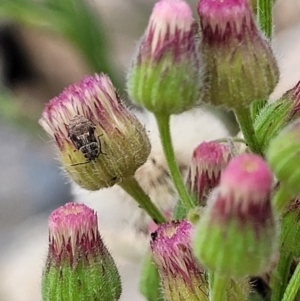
(38, 0, 300, 301)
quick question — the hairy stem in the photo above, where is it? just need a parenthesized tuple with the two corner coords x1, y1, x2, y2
(234, 107, 263, 155)
(155, 113, 195, 211)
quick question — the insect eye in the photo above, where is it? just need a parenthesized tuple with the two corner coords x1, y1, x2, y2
(71, 134, 79, 142)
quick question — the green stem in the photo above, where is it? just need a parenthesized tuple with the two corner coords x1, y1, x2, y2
(257, 0, 273, 39)
(119, 176, 166, 224)
(210, 273, 228, 301)
(155, 113, 194, 211)
(270, 252, 293, 301)
(273, 185, 293, 216)
(282, 261, 300, 301)
(234, 106, 263, 155)
(250, 0, 273, 120)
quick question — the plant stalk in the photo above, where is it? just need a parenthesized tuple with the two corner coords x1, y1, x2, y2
(257, 0, 273, 39)
(155, 113, 195, 211)
(234, 107, 263, 155)
(210, 273, 228, 301)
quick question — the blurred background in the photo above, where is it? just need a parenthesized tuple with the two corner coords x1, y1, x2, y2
(0, 0, 300, 300)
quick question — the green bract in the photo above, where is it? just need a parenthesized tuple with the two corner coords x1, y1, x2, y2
(267, 119, 300, 197)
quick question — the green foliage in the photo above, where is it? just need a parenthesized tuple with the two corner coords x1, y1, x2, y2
(139, 253, 163, 301)
(0, 0, 120, 86)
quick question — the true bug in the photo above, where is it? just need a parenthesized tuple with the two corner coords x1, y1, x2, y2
(66, 115, 105, 166)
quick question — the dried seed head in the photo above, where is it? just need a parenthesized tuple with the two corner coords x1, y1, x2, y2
(127, 0, 202, 115)
(39, 74, 151, 190)
(42, 202, 121, 301)
(193, 154, 277, 278)
(197, 0, 279, 109)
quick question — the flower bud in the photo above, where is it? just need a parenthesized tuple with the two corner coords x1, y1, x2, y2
(150, 220, 208, 301)
(267, 119, 300, 197)
(127, 0, 201, 115)
(282, 80, 300, 120)
(197, 0, 279, 109)
(193, 154, 277, 278)
(254, 99, 293, 152)
(255, 81, 300, 152)
(39, 74, 151, 191)
(42, 202, 121, 301)
(186, 141, 231, 206)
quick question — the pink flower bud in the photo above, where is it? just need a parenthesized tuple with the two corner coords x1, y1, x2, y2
(187, 141, 231, 205)
(42, 202, 121, 301)
(151, 220, 208, 300)
(193, 154, 277, 278)
(127, 0, 202, 115)
(197, 0, 279, 109)
(39, 74, 150, 190)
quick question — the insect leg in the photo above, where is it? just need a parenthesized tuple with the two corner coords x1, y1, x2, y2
(97, 134, 107, 155)
(71, 160, 90, 167)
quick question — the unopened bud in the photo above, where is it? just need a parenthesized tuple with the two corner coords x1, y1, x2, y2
(39, 74, 151, 190)
(255, 81, 300, 152)
(193, 154, 277, 278)
(197, 0, 279, 109)
(127, 0, 201, 115)
(187, 141, 231, 206)
(42, 202, 121, 301)
(151, 220, 208, 301)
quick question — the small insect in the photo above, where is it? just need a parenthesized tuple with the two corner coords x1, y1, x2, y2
(66, 115, 105, 166)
